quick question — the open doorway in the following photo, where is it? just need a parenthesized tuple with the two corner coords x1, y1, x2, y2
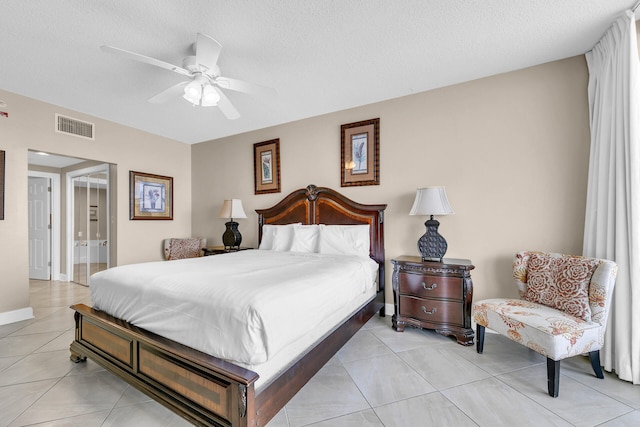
(28, 151, 116, 284)
(68, 164, 110, 286)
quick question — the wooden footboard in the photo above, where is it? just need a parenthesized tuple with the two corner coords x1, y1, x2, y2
(70, 304, 258, 427)
(70, 294, 383, 427)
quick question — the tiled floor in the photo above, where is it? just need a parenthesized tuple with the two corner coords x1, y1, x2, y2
(2, 281, 640, 426)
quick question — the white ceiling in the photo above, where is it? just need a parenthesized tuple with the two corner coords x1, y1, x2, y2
(0, 1, 636, 145)
(27, 151, 87, 169)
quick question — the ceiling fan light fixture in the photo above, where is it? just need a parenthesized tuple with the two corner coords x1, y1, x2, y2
(201, 84, 220, 106)
(103, 33, 269, 118)
(183, 80, 202, 105)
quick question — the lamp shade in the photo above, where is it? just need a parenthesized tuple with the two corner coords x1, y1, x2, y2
(409, 186, 454, 216)
(218, 199, 247, 219)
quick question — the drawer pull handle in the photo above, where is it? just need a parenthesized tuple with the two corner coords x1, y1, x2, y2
(421, 306, 437, 315)
(422, 282, 438, 291)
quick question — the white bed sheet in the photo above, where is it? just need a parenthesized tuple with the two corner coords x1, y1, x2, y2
(90, 250, 378, 366)
(246, 285, 376, 391)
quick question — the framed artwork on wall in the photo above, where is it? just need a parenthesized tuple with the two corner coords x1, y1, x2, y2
(129, 171, 173, 220)
(0, 150, 4, 220)
(341, 118, 380, 187)
(254, 138, 281, 195)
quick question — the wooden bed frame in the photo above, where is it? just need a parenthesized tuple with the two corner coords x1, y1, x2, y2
(69, 185, 386, 427)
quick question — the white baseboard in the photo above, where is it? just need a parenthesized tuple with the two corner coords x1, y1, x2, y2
(0, 307, 34, 326)
(384, 302, 394, 317)
(59, 273, 68, 281)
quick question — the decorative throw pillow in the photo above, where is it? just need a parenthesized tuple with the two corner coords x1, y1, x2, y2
(523, 253, 599, 322)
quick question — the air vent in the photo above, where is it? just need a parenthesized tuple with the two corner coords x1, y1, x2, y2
(55, 114, 94, 140)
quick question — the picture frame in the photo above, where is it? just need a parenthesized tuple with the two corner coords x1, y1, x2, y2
(341, 118, 380, 187)
(254, 138, 281, 195)
(129, 171, 173, 220)
(0, 150, 5, 220)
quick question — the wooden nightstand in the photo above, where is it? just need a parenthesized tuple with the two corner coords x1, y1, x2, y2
(202, 246, 252, 256)
(391, 256, 475, 346)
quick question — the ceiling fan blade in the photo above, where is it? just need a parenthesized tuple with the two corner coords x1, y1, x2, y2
(101, 45, 192, 77)
(215, 88, 240, 120)
(195, 33, 222, 72)
(214, 76, 278, 97)
(148, 81, 189, 104)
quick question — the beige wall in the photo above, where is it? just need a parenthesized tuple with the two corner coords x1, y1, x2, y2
(0, 53, 591, 318)
(0, 89, 192, 316)
(192, 55, 590, 306)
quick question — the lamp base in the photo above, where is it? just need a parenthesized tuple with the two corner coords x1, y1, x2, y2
(417, 217, 448, 261)
(222, 221, 242, 251)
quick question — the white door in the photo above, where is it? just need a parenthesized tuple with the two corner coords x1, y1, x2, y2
(29, 176, 51, 280)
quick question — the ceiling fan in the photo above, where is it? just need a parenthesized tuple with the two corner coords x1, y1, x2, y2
(101, 33, 275, 120)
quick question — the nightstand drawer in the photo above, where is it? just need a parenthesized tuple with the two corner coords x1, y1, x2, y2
(397, 273, 463, 300)
(399, 296, 464, 327)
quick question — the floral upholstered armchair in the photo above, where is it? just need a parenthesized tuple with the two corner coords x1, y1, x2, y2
(163, 238, 207, 260)
(472, 251, 617, 397)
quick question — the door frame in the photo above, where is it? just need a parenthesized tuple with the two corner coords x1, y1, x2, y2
(66, 163, 110, 283)
(28, 171, 61, 280)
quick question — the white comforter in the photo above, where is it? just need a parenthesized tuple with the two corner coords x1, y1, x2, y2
(90, 250, 377, 365)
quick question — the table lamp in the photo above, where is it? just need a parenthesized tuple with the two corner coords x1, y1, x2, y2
(409, 187, 454, 261)
(218, 199, 247, 250)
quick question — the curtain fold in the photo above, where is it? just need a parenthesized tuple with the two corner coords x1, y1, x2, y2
(584, 10, 640, 384)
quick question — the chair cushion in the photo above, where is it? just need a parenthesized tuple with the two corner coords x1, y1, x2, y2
(523, 253, 599, 322)
(473, 298, 602, 360)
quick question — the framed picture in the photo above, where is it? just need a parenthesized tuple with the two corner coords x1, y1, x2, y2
(254, 138, 281, 195)
(129, 171, 173, 220)
(341, 118, 380, 187)
(0, 150, 5, 220)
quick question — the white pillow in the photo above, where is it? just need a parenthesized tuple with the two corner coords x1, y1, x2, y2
(318, 224, 370, 258)
(271, 225, 298, 251)
(259, 223, 301, 250)
(290, 225, 320, 253)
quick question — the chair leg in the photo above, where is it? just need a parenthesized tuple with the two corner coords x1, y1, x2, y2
(589, 351, 604, 379)
(547, 358, 560, 397)
(476, 324, 485, 354)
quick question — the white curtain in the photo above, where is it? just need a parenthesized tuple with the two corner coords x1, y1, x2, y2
(584, 10, 640, 384)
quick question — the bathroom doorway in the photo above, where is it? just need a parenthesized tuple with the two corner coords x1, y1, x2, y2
(68, 164, 110, 286)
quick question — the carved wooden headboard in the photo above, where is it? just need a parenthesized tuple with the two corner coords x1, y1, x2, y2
(255, 184, 387, 286)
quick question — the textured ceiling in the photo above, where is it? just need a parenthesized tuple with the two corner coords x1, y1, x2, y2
(0, 0, 636, 144)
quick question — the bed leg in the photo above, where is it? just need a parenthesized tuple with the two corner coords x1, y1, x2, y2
(70, 349, 87, 363)
(379, 306, 385, 317)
